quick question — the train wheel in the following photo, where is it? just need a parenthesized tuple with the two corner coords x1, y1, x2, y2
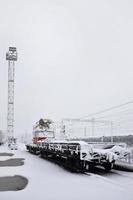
(86, 163, 90, 171)
(104, 162, 114, 172)
(85, 162, 94, 172)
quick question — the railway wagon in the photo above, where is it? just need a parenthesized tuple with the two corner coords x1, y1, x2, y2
(26, 140, 117, 172)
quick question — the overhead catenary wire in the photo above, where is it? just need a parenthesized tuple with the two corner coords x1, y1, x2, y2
(80, 100, 133, 119)
(63, 100, 133, 139)
(94, 108, 133, 120)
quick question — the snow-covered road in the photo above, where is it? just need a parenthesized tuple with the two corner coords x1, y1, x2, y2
(0, 144, 133, 200)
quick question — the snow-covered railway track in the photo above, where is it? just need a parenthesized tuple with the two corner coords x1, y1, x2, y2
(95, 167, 133, 181)
(112, 169, 133, 180)
(85, 172, 128, 189)
(85, 167, 133, 190)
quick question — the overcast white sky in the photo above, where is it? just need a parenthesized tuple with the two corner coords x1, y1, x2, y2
(0, 0, 133, 135)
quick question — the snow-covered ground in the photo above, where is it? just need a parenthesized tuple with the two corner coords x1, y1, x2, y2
(0, 144, 133, 200)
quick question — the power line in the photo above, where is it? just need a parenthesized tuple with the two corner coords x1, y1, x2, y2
(94, 108, 133, 120)
(80, 100, 133, 119)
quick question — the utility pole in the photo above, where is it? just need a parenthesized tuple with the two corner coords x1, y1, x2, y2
(110, 121, 113, 143)
(6, 47, 17, 147)
(91, 118, 95, 137)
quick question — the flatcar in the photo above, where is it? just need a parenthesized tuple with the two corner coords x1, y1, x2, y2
(26, 140, 117, 172)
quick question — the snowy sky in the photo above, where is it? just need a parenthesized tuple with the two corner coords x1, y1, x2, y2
(0, 0, 133, 135)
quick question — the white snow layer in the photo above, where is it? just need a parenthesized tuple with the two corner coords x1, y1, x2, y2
(0, 144, 133, 200)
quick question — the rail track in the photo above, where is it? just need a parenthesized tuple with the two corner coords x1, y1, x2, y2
(85, 166, 133, 190)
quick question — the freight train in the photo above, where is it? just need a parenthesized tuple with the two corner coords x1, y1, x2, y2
(26, 118, 130, 172)
(26, 140, 118, 172)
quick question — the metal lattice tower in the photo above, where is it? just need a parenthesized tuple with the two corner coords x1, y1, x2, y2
(6, 47, 17, 144)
